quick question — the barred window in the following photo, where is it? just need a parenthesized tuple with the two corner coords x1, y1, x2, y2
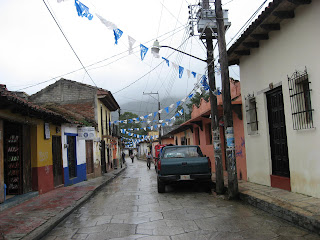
(245, 95, 258, 135)
(288, 69, 314, 130)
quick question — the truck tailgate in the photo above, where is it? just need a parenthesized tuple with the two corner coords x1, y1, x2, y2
(160, 157, 210, 175)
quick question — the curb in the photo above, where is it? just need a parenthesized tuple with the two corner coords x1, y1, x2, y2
(22, 166, 127, 240)
(239, 192, 320, 235)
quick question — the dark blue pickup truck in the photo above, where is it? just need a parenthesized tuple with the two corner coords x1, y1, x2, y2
(156, 145, 212, 193)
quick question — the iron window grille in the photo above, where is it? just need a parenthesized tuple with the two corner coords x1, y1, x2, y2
(288, 68, 314, 130)
(245, 94, 258, 135)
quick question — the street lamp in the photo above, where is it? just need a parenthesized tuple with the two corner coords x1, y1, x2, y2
(143, 92, 161, 144)
(151, 40, 207, 63)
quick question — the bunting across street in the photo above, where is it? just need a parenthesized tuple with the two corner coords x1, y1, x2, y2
(59, 0, 221, 80)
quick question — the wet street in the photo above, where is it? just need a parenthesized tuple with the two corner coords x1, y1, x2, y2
(43, 159, 320, 240)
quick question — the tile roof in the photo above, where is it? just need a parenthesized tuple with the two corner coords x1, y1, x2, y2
(0, 85, 70, 123)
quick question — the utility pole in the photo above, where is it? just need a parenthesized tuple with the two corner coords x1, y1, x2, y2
(202, 0, 224, 194)
(215, 0, 238, 199)
(143, 92, 161, 144)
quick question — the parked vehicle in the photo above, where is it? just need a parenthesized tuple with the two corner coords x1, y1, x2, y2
(156, 145, 212, 193)
(153, 144, 166, 171)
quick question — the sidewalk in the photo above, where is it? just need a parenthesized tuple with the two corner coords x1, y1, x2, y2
(214, 177, 320, 235)
(0, 166, 126, 240)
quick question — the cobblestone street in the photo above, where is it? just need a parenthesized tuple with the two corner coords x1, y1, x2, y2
(42, 160, 320, 240)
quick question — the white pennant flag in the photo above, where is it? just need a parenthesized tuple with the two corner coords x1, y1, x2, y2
(147, 120, 151, 124)
(158, 124, 161, 128)
(171, 116, 176, 121)
(169, 104, 175, 108)
(196, 88, 202, 94)
(159, 120, 163, 123)
(123, 120, 127, 124)
(181, 97, 187, 102)
(197, 74, 202, 82)
(172, 62, 179, 70)
(128, 36, 136, 55)
(150, 126, 154, 130)
(96, 14, 117, 30)
(158, 109, 163, 114)
(178, 110, 183, 115)
(144, 127, 147, 131)
(148, 113, 152, 117)
(166, 122, 169, 125)
(140, 116, 144, 120)
(187, 69, 191, 78)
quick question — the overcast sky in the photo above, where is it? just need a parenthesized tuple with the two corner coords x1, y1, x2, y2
(0, 0, 272, 115)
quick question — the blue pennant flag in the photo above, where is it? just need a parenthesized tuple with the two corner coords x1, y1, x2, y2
(165, 107, 169, 113)
(144, 115, 148, 119)
(179, 66, 184, 78)
(201, 75, 210, 91)
(75, 0, 93, 20)
(154, 112, 157, 118)
(140, 44, 148, 61)
(162, 57, 170, 66)
(191, 71, 196, 78)
(147, 127, 151, 130)
(188, 93, 194, 99)
(162, 123, 166, 126)
(175, 113, 179, 117)
(176, 101, 181, 108)
(113, 28, 123, 45)
(128, 119, 133, 123)
(154, 125, 158, 129)
(213, 88, 221, 96)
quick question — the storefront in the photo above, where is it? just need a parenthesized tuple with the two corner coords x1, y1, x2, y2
(3, 121, 32, 197)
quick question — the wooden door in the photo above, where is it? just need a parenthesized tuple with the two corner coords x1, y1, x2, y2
(85, 140, 94, 174)
(52, 136, 63, 186)
(100, 140, 106, 173)
(267, 87, 290, 177)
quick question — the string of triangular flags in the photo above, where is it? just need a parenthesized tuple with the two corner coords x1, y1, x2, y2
(115, 109, 184, 125)
(58, 0, 221, 80)
(112, 78, 221, 124)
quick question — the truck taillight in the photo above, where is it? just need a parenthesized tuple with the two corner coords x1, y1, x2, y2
(157, 159, 161, 171)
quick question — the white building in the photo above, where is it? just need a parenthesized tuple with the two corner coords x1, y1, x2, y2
(228, 0, 319, 198)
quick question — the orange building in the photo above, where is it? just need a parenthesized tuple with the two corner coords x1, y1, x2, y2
(179, 79, 247, 180)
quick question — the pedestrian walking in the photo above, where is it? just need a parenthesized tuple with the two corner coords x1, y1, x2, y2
(130, 153, 134, 163)
(146, 152, 152, 169)
(122, 151, 126, 164)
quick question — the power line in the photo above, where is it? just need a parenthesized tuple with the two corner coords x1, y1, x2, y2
(42, 0, 97, 87)
(16, 24, 186, 91)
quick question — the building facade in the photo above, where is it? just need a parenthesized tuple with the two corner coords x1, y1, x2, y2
(228, 1, 319, 197)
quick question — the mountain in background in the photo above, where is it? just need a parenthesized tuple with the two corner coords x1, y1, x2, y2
(111, 96, 187, 122)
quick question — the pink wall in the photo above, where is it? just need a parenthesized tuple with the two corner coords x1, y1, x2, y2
(187, 79, 247, 181)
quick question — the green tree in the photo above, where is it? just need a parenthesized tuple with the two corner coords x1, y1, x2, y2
(185, 90, 210, 120)
(119, 112, 147, 138)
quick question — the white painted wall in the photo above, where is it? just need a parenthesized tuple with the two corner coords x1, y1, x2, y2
(239, 2, 320, 197)
(61, 124, 86, 168)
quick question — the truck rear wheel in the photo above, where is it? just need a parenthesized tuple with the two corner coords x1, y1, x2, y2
(157, 178, 165, 193)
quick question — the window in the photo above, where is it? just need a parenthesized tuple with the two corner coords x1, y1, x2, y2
(195, 128, 200, 145)
(163, 146, 203, 158)
(245, 95, 258, 135)
(181, 136, 186, 145)
(288, 69, 314, 130)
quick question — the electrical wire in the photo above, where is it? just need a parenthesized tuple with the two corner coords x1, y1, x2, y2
(42, 0, 97, 87)
(15, 24, 186, 91)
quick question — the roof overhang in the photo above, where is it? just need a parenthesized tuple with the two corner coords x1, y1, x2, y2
(228, 0, 311, 66)
(98, 91, 120, 111)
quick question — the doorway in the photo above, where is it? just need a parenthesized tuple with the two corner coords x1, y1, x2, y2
(266, 86, 290, 190)
(52, 136, 63, 186)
